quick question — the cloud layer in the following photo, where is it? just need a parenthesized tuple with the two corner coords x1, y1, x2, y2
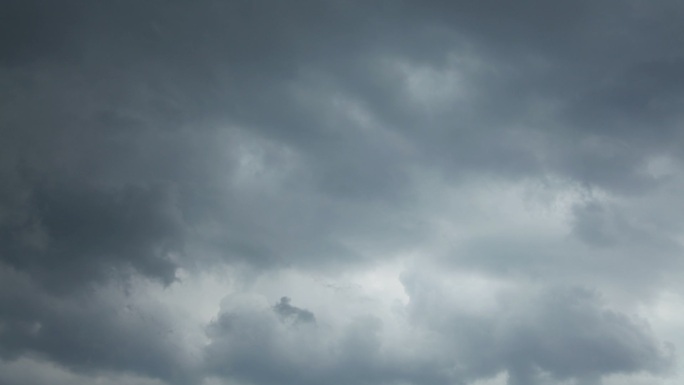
(2, 1, 684, 384)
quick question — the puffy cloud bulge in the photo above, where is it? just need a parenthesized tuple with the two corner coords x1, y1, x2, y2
(2, 0, 684, 384)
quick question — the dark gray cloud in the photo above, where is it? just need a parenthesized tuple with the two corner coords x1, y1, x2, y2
(0, 182, 182, 292)
(273, 297, 316, 324)
(0, 0, 82, 66)
(0, 266, 198, 384)
(2, 1, 684, 384)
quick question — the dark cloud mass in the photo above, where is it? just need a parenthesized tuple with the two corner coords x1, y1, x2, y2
(273, 297, 316, 324)
(2, 1, 684, 384)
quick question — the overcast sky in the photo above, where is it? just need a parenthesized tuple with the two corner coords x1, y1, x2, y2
(2, 1, 684, 384)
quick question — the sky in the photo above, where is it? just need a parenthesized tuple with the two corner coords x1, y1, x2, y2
(1, 1, 684, 384)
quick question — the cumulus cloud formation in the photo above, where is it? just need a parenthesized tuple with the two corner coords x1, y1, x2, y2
(402, 272, 675, 385)
(2, 1, 684, 384)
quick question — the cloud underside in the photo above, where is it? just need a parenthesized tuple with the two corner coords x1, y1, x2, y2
(2, 1, 684, 384)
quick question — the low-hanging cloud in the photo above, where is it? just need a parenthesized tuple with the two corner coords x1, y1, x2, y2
(2, 1, 684, 384)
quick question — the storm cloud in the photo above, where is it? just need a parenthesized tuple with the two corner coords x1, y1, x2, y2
(2, 1, 684, 384)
